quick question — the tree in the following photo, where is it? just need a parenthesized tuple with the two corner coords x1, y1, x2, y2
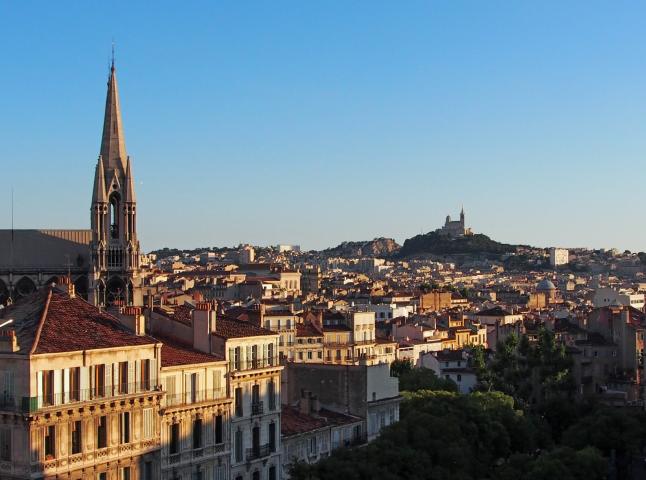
(397, 367, 458, 393)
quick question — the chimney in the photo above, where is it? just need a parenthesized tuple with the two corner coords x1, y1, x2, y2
(55, 276, 75, 298)
(193, 302, 216, 354)
(299, 390, 311, 415)
(121, 306, 146, 336)
(310, 392, 321, 414)
(0, 327, 19, 353)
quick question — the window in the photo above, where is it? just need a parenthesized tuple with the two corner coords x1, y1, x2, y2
(120, 412, 131, 444)
(95, 364, 106, 397)
(252, 425, 260, 456)
(70, 367, 80, 402)
(235, 429, 243, 462)
(269, 466, 277, 480)
(269, 422, 276, 452)
(0, 428, 10, 461)
(121, 467, 131, 480)
(44, 425, 55, 459)
(190, 373, 199, 403)
(143, 461, 153, 480)
(71, 420, 82, 454)
(235, 387, 243, 417)
(252, 472, 260, 480)
(97, 416, 107, 449)
(318, 351, 323, 359)
(119, 362, 128, 394)
(143, 408, 154, 439)
(170, 423, 180, 455)
(251, 345, 259, 368)
(98, 473, 107, 480)
(457, 374, 462, 382)
(268, 380, 276, 410)
(298, 352, 303, 360)
(193, 418, 202, 449)
(268, 343, 274, 366)
(141, 359, 151, 390)
(234, 347, 241, 370)
(42, 370, 54, 406)
(309, 436, 317, 455)
(215, 415, 223, 444)
(252, 384, 260, 411)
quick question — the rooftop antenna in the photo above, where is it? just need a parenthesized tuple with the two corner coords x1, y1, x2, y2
(9, 187, 14, 269)
(64, 254, 73, 279)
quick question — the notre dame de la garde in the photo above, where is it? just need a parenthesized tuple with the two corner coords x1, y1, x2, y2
(0, 61, 144, 308)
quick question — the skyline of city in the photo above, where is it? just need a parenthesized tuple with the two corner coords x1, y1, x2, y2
(3, 1, 646, 252)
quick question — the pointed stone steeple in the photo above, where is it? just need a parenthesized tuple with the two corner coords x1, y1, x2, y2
(100, 61, 127, 175)
(123, 156, 136, 203)
(92, 156, 108, 204)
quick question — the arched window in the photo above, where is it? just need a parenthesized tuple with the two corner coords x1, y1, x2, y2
(109, 193, 120, 239)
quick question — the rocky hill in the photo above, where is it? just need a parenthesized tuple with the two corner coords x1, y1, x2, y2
(322, 238, 400, 258)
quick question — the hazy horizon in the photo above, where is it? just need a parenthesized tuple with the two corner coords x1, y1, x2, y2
(2, 2, 646, 252)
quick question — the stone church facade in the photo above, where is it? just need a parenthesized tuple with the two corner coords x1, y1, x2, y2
(0, 61, 143, 307)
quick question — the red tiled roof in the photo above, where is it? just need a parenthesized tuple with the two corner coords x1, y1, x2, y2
(213, 315, 276, 339)
(156, 334, 224, 367)
(153, 304, 193, 325)
(1, 288, 157, 355)
(296, 322, 323, 337)
(281, 405, 362, 437)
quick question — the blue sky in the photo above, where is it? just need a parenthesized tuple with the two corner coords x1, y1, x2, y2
(1, 1, 646, 252)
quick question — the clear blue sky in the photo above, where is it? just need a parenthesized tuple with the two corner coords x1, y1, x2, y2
(2, 1, 646, 252)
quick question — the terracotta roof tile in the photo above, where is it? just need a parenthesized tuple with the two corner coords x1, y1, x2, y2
(1, 288, 157, 355)
(157, 334, 224, 367)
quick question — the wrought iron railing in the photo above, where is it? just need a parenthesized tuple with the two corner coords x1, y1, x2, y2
(0, 382, 159, 413)
(251, 401, 264, 415)
(163, 388, 228, 407)
(246, 443, 272, 461)
(229, 357, 280, 372)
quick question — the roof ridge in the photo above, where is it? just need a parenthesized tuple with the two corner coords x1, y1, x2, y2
(29, 288, 53, 355)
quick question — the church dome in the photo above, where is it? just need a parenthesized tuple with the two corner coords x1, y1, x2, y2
(536, 278, 556, 291)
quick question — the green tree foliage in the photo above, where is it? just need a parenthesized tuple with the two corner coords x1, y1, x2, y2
(494, 447, 606, 480)
(484, 330, 574, 408)
(291, 391, 559, 480)
(390, 361, 458, 393)
(398, 232, 516, 258)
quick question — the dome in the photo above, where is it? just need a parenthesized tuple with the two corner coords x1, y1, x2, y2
(536, 278, 556, 291)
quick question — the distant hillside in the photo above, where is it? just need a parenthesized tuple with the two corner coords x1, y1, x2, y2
(397, 232, 516, 258)
(323, 238, 400, 257)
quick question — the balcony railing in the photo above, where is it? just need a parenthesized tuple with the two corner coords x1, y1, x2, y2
(246, 443, 272, 461)
(230, 357, 280, 372)
(163, 388, 228, 408)
(251, 401, 264, 415)
(2, 382, 159, 414)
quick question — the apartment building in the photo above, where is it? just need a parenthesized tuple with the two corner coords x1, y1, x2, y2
(0, 284, 162, 480)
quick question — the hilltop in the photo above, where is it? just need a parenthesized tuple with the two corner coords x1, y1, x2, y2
(322, 238, 400, 258)
(397, 231, 518, 258)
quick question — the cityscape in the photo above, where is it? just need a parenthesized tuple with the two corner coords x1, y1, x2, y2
(2, 3, 646, 480)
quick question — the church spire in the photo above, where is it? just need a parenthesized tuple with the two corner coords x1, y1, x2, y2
(92, 155, 107, 203)
(100, 60, 127, 175)
(124, 156, 136, 203)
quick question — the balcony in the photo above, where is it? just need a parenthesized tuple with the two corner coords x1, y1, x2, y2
(246, 444, 272, 461)
(230, 357, 280, 373)
(163, 388, 228, 408)
(251, 401, 264, 416)
(13, 382, 159, 414)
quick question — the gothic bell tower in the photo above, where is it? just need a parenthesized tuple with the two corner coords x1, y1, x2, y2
(89, 60, 143, 306)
